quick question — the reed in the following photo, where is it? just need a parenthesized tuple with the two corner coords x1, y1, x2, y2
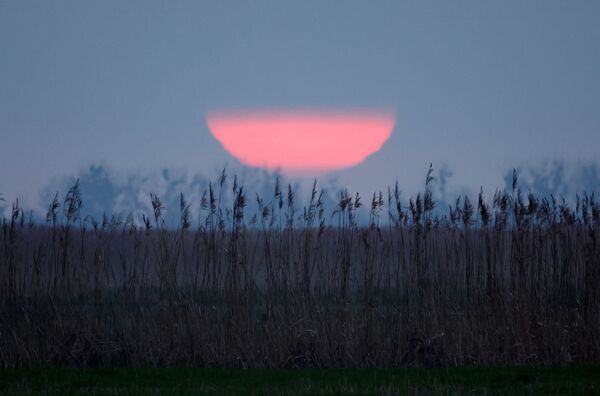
(0, 168, 598, 368)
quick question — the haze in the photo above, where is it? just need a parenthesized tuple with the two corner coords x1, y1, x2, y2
(1, 1, 599, 209)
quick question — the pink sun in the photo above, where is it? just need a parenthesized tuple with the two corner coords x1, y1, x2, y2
(206, 109, 395, 174)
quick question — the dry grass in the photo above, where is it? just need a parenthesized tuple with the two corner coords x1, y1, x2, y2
(0, 170, 599, 367)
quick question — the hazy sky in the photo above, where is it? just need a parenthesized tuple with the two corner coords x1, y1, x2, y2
(1, 0, 599, 207)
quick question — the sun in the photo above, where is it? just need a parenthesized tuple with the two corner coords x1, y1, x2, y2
(206, 109, 395, 174)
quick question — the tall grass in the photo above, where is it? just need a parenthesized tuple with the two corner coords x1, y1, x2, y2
(0, 169, 599, 367)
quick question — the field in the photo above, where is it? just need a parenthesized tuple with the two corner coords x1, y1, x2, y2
(1, 170, 599, 369)
(1, 367, 599, 395)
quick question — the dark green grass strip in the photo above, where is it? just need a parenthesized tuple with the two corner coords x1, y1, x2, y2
(0, 367, 598, 395)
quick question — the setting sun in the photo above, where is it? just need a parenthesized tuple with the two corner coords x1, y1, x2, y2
(206, 109, 395, 174)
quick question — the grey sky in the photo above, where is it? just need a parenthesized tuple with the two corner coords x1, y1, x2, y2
(1, 0, 599, 208)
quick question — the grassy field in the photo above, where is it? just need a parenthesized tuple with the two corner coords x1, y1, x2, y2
(1, 366, 599, 395)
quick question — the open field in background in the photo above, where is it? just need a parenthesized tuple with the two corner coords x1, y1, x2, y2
(1, 170, 599, 368)
(1, 367, 600, 395)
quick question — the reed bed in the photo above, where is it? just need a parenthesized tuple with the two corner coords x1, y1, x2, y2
(1, 170, 599, 368)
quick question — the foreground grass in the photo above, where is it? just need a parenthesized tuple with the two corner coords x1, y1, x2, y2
(0, 367, 598, 395)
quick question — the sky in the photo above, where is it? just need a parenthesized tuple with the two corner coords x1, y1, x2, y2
(1, 0, 600, 214)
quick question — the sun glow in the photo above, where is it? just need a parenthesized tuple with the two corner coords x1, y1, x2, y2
(206, 109, 395, 174)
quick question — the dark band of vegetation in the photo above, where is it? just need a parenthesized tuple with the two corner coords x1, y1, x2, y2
(1, 168, 599, 367)
(1, 367, 599, 395)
